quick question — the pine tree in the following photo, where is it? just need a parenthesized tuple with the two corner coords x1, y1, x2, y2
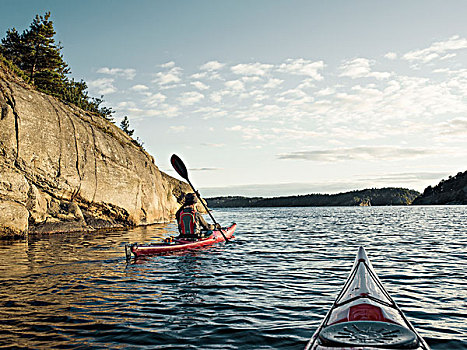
(1, 12, 115, 122)
(120, 116, 134, 137)
(1, 12, 69, 94)
(0, 28, 24, 68)
(90, 96, 115, 122)
(62, 79, 89, 109)
(21, 12, 70, 92)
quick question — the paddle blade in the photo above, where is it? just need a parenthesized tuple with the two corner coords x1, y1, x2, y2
(171, 154, 189, 180)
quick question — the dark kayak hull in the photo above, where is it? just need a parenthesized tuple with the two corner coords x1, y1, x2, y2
(126, 223, 236, 258)
(305, 247, 430, 350)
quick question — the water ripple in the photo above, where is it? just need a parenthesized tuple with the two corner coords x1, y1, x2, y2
(0, 206, 465, 349)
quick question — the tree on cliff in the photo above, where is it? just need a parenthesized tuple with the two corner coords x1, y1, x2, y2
(88, 95, 115, 122)
(0, 12, 115, 123)
(120, 116, 134, 137)
(1, 12, 70, 93)
(0, 28, 24, 69)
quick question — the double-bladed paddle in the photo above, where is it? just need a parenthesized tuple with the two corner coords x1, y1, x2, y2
(170, 154, 229, 243)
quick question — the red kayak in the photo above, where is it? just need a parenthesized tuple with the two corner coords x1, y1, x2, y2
(305, 246, 430, 350)
(125, 223, 236, 259)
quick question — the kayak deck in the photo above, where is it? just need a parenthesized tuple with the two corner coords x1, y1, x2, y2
(305, 246, 430, 350)
(125, 223, 236, 259)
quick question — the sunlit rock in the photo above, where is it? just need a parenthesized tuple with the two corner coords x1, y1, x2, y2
(0, 60, 190, 237)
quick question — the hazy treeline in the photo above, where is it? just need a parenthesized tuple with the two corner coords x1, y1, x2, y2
(207, 188, 421, 208)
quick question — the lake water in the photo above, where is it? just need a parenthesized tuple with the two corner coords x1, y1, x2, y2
(0, 206, 465, 349)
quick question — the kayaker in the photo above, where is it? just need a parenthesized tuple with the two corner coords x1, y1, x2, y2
(175, 193, 217, 238)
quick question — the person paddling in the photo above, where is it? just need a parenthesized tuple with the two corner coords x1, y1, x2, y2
(175, 193, 218, 239)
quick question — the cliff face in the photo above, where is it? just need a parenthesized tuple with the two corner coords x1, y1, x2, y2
(0, 62, 190, 237)
(412, 170, 467, 205)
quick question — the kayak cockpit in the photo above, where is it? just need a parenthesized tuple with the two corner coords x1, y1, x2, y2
(319, 320, 419, 348)
(305, 247, 430, 350)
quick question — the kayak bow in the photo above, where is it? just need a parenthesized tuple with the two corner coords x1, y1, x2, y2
(125, 223, 236, 259)
(305, 246, 430, 350)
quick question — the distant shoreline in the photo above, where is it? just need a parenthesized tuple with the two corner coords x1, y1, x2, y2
(206, 187, 420, 208)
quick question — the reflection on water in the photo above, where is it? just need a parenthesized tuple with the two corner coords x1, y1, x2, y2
(0, 206, 466, 349)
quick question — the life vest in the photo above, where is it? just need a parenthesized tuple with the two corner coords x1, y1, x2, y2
(179, 207, 200, 235)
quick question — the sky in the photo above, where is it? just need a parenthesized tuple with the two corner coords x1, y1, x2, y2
(1, 0, 467, 197)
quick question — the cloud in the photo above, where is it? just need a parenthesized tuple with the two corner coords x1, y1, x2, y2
(277, 88, 313, 106)
(91, 36, 467, 175)
(439, 117, 467, 136)
(339, 58, 391, 79)
(440, 53, 457, 61)
(277, 58, 325, 80)
(247, 90, 268, 101)
(145, 93, 167, 107)
(178, 91, 205, 106)
(243, 104, 282, 120)
(264, 78, 284, 89)
(316, 87, 335, 96)
(299, 71, 467, 130)
(226, 125, 265, 140)
(128, 104, 180, 118)
(297, 78, 316, 89)
(190, 72, 208, 79)
(279, 88, 308, 99)
(156, 70, 182, 85)
(115, 101, 137, 109)
(384, 52, 398, 60)
(384, 75, 467, 117)
(191, 81, 209, 90)
(231, 62, 273, 76)
(200, 60, 225, 71)
(241, 76, 262, 84)
(156, 105, 180, 117)
(277, 146, 435, 162)
(130, 84, 149, 92)
(402, 35, 467, 65)
(195, 106, 228, 119)
(209, 91, 226, 103)
(160, 61, 176, 68)
(87, 78, 117, 95)
(225, 80, 245, 91)
(153, 66, 183, 85)
(190, 167, 222, 171)
(96, 67, 136, 80)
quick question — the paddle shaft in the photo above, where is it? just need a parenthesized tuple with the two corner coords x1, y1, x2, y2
(185, 178, 229, 242)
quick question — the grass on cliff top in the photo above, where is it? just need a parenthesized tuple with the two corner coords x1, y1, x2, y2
(0, 53, 31, 84)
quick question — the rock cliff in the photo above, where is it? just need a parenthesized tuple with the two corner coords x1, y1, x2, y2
(0, 61, 190, 237)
